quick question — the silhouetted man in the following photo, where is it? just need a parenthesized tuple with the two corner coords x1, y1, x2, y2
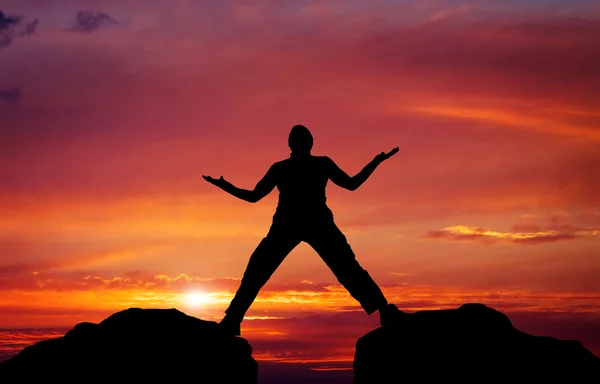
(203, 125, 402, 335)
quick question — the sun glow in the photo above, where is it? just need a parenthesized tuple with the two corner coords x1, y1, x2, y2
(184, 292, 212, 307)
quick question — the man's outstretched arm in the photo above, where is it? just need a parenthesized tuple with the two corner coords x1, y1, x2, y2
(203, 164, 277, 203)
(328, 147, 399, 191)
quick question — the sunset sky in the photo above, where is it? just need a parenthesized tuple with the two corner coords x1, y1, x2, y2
(1, 0, 599, 376)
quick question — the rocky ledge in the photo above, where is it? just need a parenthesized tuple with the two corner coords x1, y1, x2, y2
(0, 308, 257, 384)
(354, 303, 600, 383)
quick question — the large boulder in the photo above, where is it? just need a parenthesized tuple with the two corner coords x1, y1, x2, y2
(0, 308, 257, 383)
(354, 303, 600, 383)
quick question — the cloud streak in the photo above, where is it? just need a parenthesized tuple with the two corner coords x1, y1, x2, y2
(405, 105, 600, 142)
(424, 223, 599, 245)
(28, 272, 242, 292)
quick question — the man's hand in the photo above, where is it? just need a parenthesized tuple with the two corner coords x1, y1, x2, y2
(203, 175, 227, 188)
(374, 147, 399, 163)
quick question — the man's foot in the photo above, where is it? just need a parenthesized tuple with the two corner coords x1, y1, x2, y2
(379, 303, 405, 326)
(218, 315, 241, 336)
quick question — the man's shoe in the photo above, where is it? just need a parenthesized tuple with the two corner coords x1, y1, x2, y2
(379, 303, 405, 326)
(218, 315, 241, 336)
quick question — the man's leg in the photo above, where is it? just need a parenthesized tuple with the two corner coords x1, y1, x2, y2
(305, 220, 389, 315)
(221, 224, 300, 334)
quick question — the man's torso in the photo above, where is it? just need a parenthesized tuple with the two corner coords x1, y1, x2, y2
(272, 155, 333, 223)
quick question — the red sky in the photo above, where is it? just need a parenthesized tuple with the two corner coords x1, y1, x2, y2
(1, 0, 599, 367)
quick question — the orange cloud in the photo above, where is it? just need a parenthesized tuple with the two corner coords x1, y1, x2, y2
(30, 272, 242, 291)
(424, 223, 599, 245)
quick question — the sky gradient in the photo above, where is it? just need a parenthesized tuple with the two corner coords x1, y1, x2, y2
(1, 0, 599, 376)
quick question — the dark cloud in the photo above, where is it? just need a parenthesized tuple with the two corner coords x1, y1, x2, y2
(70, 11, 117, 32)
(0, 11, 38, 49)
(248, 311, 378, 361)
(249, 306, 600, 362)
(0, 11, 19, 29)
(0, 88, 20, 103)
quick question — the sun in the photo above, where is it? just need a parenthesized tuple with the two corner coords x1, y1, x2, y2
(184, 292, 211, 307)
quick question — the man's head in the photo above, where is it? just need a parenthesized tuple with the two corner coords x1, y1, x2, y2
(288, 125, 313, 154)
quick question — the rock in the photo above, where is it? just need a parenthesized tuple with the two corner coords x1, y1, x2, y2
(354, 303, 600, 383)
(0, 308, 257, 384)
